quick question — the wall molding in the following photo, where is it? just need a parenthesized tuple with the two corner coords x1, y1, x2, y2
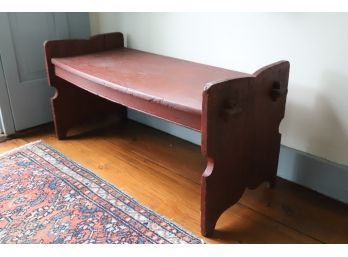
(128, 109, 348, 204)
(278, 146, 348, 203)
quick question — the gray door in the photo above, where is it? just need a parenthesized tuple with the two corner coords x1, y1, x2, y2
(0, 54, 15, 136)
(0, 13, 90, 132)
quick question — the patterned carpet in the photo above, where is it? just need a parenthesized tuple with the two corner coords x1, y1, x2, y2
(0, 141, 203, 244)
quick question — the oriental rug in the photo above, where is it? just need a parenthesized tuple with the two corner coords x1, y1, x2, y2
(0, 141, 203, 244)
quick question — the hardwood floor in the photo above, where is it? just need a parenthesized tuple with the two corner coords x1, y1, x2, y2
(1, 119, 347, 243)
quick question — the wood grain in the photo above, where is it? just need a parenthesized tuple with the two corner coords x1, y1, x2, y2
(52, 48, 249, 115)
(200, 61, 289, 235)
(44, 32, 290, 235)
(44, 33, 127, 139)
(2, 121, 347, 243)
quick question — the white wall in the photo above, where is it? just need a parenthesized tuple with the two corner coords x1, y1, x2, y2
(90, 13, 348, 167)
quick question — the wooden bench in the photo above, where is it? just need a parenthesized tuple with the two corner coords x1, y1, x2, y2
(44, 32, 290, 237)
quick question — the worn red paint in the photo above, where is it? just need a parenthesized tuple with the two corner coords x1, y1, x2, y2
(44, 32, 290, 237)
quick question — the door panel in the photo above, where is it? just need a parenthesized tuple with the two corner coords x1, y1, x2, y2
(8, 13, 60, 82)
(0, 13, 89, 132)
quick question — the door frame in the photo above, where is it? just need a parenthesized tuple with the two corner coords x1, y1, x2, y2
(0, 54, 16, 136)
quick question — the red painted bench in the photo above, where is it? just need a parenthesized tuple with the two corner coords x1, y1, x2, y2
(44, 32, 290, 237)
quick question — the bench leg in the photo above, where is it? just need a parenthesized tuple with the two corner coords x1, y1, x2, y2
(200, 77, 253, 237)
(51, 78, 127, 139)
(200, 61, 289, 237)
(201, 159, 247, 236)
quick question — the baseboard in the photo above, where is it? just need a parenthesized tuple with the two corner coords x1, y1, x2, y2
(277, 146, 348, 204)
(0, 135, 7, 143)
(128, 109, 348, 204)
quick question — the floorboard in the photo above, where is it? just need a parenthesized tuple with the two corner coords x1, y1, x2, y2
(1, 120, 347, 243)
